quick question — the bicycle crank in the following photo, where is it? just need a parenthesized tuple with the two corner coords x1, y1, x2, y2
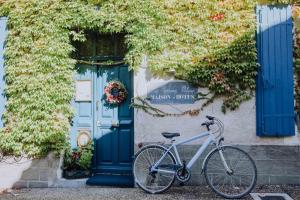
(176, 167, 191, 183)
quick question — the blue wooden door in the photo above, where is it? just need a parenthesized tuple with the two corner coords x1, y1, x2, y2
(0, 17, 7, 128)
(93, 65, 134, 175)
(256, 5, 295, 136)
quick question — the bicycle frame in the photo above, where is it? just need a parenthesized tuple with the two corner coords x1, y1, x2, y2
(151, 131, 216, 174)
(135, 116, 256, 198)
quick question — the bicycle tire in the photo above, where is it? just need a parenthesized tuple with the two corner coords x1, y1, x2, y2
(204, 146, 257, 199)
(133, 144, 177, 194)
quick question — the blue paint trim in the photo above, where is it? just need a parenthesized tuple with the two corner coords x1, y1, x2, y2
(0, 17, 7, 128)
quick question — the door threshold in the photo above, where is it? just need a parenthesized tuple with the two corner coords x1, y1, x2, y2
(86, 173, 134, 187)
(95, 172, 132, 176)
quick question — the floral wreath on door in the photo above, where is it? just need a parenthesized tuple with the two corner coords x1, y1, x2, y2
(104, 80, 128, 105)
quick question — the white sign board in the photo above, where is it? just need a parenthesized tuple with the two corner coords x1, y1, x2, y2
(75, 80, 92, 101)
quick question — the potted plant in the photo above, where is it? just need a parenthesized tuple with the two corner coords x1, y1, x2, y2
(63, 142, 93, 179)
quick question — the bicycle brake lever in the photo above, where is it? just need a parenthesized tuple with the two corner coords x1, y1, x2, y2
(201, 121, 215, 131)
(206, 115, 215, 120)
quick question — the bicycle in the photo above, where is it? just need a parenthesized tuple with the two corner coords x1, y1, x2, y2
(133, 116, 257, 199)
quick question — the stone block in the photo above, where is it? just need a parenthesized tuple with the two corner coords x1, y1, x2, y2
(182, 145, 213, 160)
(267, 146, 299, 161)
(246, 145, 299, 161)
(28, 181, 48, 188)
(182, 145, 196, 159)
(30, 154, 60, 169)
(255, 160, 284, 175)
(52, 179, 88, 188)
(187, 174, 206, 185)
(21, 169, 39, 180)
(31, 159, 49, 168)
(12, 181, 28, 189)
(284, 161, 300, 175)
(39, 169, 50, 181)
(190, 159, 204, 173)
(269, 175, 300, 185)
(257, 175, 270, 185)
(46, 153, 60, 169)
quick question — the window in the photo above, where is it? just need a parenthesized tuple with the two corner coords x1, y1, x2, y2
(73, 32, 127, 58)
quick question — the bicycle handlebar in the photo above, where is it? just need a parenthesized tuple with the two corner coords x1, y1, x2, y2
(201, 120, 214, 130)
(202, 116, 224, 139)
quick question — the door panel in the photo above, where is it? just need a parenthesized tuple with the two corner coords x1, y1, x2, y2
(94, 65, 133, 174)
(96, 129, 114, 164)
(70, 64, 95, 148)
(118, 129, 132, 163)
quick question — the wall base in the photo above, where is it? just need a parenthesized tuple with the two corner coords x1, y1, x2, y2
(0, 145, 299, 189)
(168, 145, 300, 185)
(134, 144, 300, 186)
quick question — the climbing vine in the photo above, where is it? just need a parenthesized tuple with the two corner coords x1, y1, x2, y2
(132, 97, 202, 117)
(0, 0, 295, 157)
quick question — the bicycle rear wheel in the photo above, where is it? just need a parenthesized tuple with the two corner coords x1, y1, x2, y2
(204, 146, 257, 199)
(133, 145, 176, 194)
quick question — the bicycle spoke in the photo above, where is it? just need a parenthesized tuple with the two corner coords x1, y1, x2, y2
(146, 149, 154, 164)
(135, 162, 149, 169)
(210, 174, 224, 187)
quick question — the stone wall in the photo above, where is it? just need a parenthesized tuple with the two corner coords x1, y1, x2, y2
(0, 154, 56, 189)
(0, 153, 86, 190)
(169, 145, 300, 185)
(0, 145, 299, 189)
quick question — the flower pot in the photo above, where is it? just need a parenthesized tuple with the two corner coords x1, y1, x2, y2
(63, 170, 90, 179)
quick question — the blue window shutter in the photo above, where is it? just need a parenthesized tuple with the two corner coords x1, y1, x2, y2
(256, 5, 295, 136)
(0, 17, 7, 128)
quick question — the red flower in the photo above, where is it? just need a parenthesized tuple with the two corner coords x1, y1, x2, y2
(104, 88, 109, 93)
(210, 13, 225, 21)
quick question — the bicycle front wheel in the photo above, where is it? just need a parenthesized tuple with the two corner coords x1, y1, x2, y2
(133, 145, 176, 194)
(204, 146, 257, 199)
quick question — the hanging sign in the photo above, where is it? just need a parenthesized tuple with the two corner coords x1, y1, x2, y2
(75, 80, 92, 101)
(148, 81, 197, 104)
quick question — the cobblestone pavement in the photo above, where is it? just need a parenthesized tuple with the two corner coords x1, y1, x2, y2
(0, 185, 299, 200)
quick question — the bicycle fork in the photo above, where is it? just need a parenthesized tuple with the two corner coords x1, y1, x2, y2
(218, 148, 233, 174)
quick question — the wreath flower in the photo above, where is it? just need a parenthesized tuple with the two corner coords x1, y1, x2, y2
(209, 13, 225, 21)
(104, 80, 128, 105)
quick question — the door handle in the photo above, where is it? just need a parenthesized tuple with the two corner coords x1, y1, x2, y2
(111, 120, 119, 128)
(96, 100, 99, 111)
(96, 120, 101, 126)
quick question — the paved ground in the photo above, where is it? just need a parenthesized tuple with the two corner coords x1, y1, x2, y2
(0, 185, 299, 200)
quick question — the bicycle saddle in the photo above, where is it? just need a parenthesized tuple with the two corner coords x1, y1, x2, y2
(161, 132, 180, 139)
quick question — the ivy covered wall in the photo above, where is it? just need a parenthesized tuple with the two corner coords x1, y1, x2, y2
(0, 0, 296, 157)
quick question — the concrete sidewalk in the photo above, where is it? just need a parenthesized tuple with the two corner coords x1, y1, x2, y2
(0, 185, 299, 200)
